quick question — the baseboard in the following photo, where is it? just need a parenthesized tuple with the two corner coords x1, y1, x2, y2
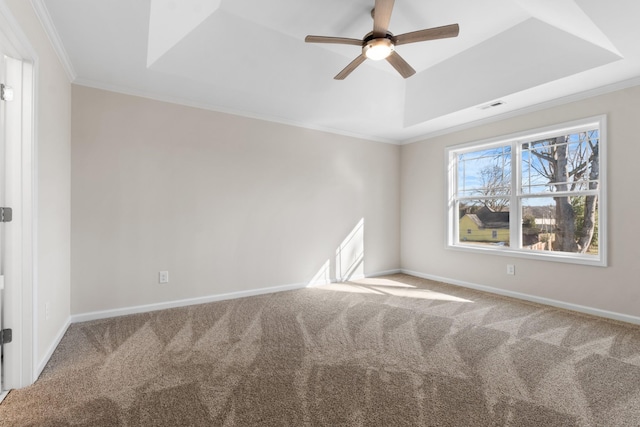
(70, 282, 307, 323)
(71, 270, 404, 324)
(340, 269, 403, 283)
(34, 316, 71, 380)
(401, 269, 640, 326)
(307, 269, 402, 288)
(367, 268, 402, 277)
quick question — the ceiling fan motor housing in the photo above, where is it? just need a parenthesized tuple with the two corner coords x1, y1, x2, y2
(362, 33, 395, 60)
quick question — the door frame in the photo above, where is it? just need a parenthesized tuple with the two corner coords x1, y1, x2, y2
(0, 0, 37, 390)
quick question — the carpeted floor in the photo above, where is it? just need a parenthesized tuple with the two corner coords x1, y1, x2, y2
(1, 274, 640, 426)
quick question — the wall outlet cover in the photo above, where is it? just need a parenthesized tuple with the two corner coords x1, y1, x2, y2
(159, 271, 169, 284)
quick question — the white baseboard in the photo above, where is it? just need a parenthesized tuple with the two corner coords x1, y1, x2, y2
(71, 270, 404, 324)
(340, 269, 403, 283)
(366, 269, 402, 277)
(307, 269, 402, 288)
(34, 316, 71, 380)
(401, 269, 640, 326)
(71, 282, 307, 323)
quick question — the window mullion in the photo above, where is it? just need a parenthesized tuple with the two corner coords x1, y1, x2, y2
(448, 150, 458, 246)
(510, 140, 521, 249)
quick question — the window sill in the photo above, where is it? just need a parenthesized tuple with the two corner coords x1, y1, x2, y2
(446, 243, 607, 267)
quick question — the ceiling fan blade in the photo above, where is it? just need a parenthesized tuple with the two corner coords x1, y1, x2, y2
(305, 35, 363, 46)
(373, 0, 395, 37)
(386, 51, 416, 78)
(334, 55, 367, 80)
(394, 24, 460, 46)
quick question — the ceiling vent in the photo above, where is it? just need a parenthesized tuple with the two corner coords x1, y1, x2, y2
(479, 100, 505, 110)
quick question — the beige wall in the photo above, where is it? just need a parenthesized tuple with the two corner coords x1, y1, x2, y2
(5, 0, 71, 366)
(71, 86, 400, 314)
(401, 85, 640, 318)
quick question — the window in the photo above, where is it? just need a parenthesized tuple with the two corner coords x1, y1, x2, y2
(446, 116, 606, 266)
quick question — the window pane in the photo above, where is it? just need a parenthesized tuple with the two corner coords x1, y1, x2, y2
(457, 145, 511, 198)
(521, 196, 598, 254)
(459, 201, 510, 247)
(521, 129, 599, 195)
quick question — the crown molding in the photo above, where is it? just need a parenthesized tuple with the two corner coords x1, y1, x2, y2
(72, 77, 401, 145)
(31, 0, 76, 81)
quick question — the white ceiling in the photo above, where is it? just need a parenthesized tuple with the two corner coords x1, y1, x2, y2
(37, 0, 640, 143)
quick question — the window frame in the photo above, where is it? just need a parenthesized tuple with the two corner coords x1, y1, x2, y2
(445, 115, 607, 267)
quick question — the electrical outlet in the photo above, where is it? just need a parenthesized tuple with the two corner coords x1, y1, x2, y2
(159, 271, 169, 284)
(45, 302, 51, 320)
(506, 264, 515, 275)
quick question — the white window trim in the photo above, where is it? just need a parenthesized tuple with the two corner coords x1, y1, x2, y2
(445, 115, 607, 267)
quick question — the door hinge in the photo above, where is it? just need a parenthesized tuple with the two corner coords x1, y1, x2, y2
(0, 329, 12, 345)
(0, 207, 12, 222)
(1, 84, 14, 101)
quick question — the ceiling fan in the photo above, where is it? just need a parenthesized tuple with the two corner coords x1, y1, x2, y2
(305, 0, 459, 80)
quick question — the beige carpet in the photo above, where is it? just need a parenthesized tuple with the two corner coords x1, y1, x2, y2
(2, 274, 640, 426)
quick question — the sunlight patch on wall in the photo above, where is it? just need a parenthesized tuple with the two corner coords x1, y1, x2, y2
(147, 0, 221, 67)
(308, 259, 331, 287)
(336, 218, 364, 282)
(307, 218, 364, 286)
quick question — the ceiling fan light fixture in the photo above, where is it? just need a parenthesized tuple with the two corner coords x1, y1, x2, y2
(363, 38, 394, 61)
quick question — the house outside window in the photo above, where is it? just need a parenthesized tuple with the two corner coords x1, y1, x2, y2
(446, 116, 606, 266)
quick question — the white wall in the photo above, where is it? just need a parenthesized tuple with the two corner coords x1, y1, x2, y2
(5, 0, 71, 368)
(71, 86, 400, 315)
(401, 85, 640, 319)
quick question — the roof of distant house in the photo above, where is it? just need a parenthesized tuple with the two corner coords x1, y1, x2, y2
(468, 206, 509, 229)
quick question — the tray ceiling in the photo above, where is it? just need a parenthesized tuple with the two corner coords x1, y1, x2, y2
(38, 0, 640, 143)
